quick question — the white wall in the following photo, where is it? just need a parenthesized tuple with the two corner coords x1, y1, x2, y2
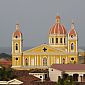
(49, 68, 62, 82)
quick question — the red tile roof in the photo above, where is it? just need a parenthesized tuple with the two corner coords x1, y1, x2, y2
(17, 75, 40, 85)
(49, 16, 66, 35)
(13, 30, 22, 38)
(69, 22, 76, 36)
(51, 64, 85, 71)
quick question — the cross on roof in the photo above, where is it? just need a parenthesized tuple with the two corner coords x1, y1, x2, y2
(43, 47, 47, 52)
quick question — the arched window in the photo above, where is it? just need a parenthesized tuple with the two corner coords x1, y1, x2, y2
(64, 38, 65, 44)
(43, 58, 47, 66)
(71, 43, 74, 50)
(62, 58, 65, 64)
(56, 38, 58, 43)
(16, 44, 18, 50)
(60, 38, 62, 43)
(71, 35, 73, 38)
(15, 35, 18, 38)
(52, 38, 54, 43)
(25, 58, 28, 66)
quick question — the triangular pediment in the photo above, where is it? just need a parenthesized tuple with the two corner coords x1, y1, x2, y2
(23, 44, 66, 55)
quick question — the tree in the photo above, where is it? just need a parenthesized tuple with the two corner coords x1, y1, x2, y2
(57, 74, 75, 85)
(0, 66, 15, 81)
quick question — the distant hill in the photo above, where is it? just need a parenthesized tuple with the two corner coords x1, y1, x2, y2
(0, 53, 11, 60)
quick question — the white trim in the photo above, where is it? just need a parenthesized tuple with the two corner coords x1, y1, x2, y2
(35, 55, 36, 66)
(23, 56, 24, 66)
(11, 66, 22, 68)
(20, 39, 21, 53)
(29, 56, 30, 66)
(49, 34, 66, 36)
(37, 55, 38, 66)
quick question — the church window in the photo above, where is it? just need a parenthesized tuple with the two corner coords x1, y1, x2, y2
(43, 58, 47, 66)
(71, 35, 73, 38)
(40, 76, 42, 78)
(60, 38, 62, 43)
(64, 38, 65, 43)
(52, 38, 54, 43)
(71, 57, 75, 64)
(71, 43, 74, 50)
(71, 57, 74, 61)
(25, 58, 28, 66)
(15, 35, 18, 38)
(62, 58, 65, 64)
(16, 44, 18, 50)
(16, 57, 18, 60)
(56, 38, 58, 43)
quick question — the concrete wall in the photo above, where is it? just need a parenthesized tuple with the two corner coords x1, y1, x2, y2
(49, 68, 62, 82)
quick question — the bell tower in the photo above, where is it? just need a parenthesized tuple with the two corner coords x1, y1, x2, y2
(12, 24, 23, 68)
(68, 22, 78, 63)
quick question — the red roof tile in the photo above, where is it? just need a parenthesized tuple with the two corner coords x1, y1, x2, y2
(51, 64, 85, 71)
(49, 16, 66, 35)
(69, 22, 76, 36)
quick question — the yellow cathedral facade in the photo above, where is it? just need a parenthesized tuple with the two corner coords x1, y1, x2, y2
(12, 16, 78, 69)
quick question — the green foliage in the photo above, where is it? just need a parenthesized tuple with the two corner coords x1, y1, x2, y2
(0, 66, 15, 81)
(57, 74, 75, 85)
(0, 53, 11, 60)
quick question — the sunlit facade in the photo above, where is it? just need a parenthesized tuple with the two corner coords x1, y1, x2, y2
(12, 16, 78, 69)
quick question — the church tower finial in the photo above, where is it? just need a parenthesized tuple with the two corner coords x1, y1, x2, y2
(16, 23, 20, 30)
(56, 16, 60, 23)
(71, 20, 75, 29)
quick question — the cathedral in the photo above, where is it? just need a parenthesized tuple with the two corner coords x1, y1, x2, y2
(12, 16, 78, 69)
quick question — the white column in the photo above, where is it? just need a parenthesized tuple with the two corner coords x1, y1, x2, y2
(49, 37, 50, 44)
(78, 76, 81, 82)
(41, 56, 43, 66)
(40, 56, 42, 66)
(23, 56, 24, 66)
(29, 56, 30, 66)
(79, 74, 83, 82)
(35, 56, 36, 66)
(54, 36, 55, 45)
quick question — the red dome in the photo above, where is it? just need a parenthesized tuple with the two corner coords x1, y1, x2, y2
(49, 16, 66, 34)
(69, 22, 76, 36)
(13, 30, 22, 37)
(69, 29, 76, 36)
(13, 24, 22, 38)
